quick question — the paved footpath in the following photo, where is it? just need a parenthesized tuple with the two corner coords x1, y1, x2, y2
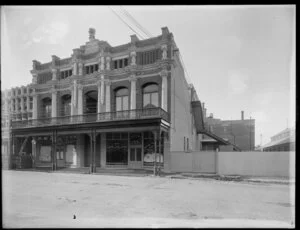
(2, 170, 295, 228)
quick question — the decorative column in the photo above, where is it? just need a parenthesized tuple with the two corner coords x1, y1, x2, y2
(161, 44, 168, 60)
(160, 69, 168, 111)
(130, 51, 136, 65)
(32, 73, 38, 84)
(100, 74, 105, 105)
(51, 87, 57, 118)
(130, 75, 137, 110)
(97, 81, 102, 120)
(105, 81, 111, 113)
(71, 80, 77, 116)
(129, 75, 137, 119)
(73, 62, 78, 75)
(78, 63, 83, 76)
(26, 95, 30, 118)
(31, 137, 37, 168)
(20, 96, 24, 113)
(51, 69, 57, 81)
(100, 56, 105, 71)
(77, 84, 83, 115)
(106, 57, 111, 70)
(32, 90, 38, 120)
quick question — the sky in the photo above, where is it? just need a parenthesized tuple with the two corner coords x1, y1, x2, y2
(1, 5, 295, 146)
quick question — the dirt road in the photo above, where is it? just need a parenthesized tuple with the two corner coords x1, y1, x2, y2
(2, 170, 294, 228)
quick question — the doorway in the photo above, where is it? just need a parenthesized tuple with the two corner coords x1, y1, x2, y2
(128, 132, 143, 169)
(129, 146, 142, 169)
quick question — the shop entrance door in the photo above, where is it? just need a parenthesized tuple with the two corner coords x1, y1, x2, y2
(129, 146, 142, 169)
(56, 146, 65, 167)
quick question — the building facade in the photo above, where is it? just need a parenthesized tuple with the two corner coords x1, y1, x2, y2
(262, 127, 295, 152)
(200, 107, 255, 151)
(6, 27, 217, 172)
(1, 90, 12, 169)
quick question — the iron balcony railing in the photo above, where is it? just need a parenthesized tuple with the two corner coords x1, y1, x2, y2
(11, 107, 170, 129)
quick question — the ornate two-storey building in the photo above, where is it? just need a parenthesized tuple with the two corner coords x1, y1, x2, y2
(7, 27, 228, 172)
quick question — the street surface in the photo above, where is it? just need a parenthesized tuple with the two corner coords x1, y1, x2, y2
(2, 170, 294, 228)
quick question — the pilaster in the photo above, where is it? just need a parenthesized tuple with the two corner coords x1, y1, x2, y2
(32, 90, 38, 119)
(106, 56, 111, 70)
(161, 44, 168, 60)
(51, 87, 57, 118)
(129, 74, 137, 110)
(105, 80, 111, 112)
(78, 63, 83, 76)
(160, 69, 168, 111)
(130, 51, 137, 66)
(77, 84, 83, 115)
(51, 68, 58, 81)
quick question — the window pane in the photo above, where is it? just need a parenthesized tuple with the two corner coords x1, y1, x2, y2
(130, 148, 135, 161)
(143, 84, 158, 93)
(151, 92, 158, 107)
(143, 94, 150, 108)
(116, 88, 128, 96)
(136, 148, 142, 161)
(122, 96, 128, 110)
(114, 60, 118, 69)
(116, 97, 122, 111)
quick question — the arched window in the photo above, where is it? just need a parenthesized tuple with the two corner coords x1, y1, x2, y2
(85, 90, 97, 114)
(115, 87, 129, 111)
(42, 97, 52, 118)
(143, 83, 158, 108)
(61, 94, 71, 116)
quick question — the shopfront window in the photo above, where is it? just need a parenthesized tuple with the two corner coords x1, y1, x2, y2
(143, 131, 163, 166)
(106, 132, 128, 165)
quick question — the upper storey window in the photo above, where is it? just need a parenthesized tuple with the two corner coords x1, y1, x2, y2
(113, 58, 129, 70)
(137, 48, 161, 66)
(85, 64, 98, 75)
(115, 88, 129, 111)
(61, 69, 72, 80)
(143, 83, 159, 108)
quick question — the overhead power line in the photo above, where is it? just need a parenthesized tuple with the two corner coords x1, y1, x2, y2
(109, 6, 192, 85)
(119, 6, 153, 38)
(108, 6, 145, 40)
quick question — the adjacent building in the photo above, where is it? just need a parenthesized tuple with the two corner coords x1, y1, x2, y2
(6, 27, 229, 172)
(200, 106, 255, 151)
(262, 127, 295, 152)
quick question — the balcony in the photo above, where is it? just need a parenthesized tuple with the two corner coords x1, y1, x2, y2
(11, 108, 170, 129)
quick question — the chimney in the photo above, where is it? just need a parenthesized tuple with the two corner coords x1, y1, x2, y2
(130, 34, 139, 43)
(161, 27, 169, 37)
(88, 28, 96, 41)
(241, 111, 244, 120)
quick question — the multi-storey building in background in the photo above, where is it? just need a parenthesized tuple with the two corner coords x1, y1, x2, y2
(6, 27, 231, 172)
(201, 105, 255, 151)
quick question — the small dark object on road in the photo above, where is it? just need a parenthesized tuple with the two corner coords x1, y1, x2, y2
(73, 214, 76, 219)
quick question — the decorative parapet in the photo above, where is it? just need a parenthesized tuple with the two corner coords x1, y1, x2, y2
(59, 57, 72, 66)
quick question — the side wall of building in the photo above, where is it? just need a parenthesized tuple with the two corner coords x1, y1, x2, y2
(170, 55, 199, 152)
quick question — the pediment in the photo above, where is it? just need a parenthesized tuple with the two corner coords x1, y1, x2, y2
(84, 39, 111, 55)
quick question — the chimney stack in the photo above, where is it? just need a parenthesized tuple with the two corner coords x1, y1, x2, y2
(88, 28, 96, 41)
(241, 110, 244, 120)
